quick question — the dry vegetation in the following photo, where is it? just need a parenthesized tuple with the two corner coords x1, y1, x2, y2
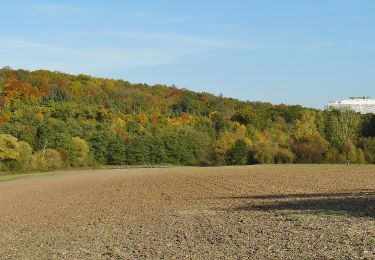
(1, 165, 375, 259)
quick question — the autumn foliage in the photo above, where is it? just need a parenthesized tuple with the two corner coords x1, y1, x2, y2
(0, 68, 375, 172)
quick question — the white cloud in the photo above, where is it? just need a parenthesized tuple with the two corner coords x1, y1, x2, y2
(0, 31, 250, 75)
(129, 10, 195, 23)
(28, 4, 79, 15)
(307, 42, 335, 50)
(345, 16, 375, 22)
(338, 0, 375, 8)
(112, 31, 240, 49)
(0, 38, 169, 72)
(130, 10, 158, 18)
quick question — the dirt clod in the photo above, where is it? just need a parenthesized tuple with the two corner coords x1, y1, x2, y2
(1, 165, 375, 259)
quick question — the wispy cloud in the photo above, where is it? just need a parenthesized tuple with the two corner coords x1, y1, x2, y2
(339, 0, 375, 8)
(307, 42, 335, 51)
(112, 31, 240, 49)
(345, 16, 375, 22)
(0, 3, 80, 15)
(129, 10, 195, 23)
(28, 4, 79, 15)
(130, 10, 158, 18)
(0, 31, 250, 75)
(0, 37, 173, 72)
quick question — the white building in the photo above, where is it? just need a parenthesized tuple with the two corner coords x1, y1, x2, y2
(325, 97, 375, 114)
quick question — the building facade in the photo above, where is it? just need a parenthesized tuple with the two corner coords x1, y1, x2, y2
(325, 97, 375, 114)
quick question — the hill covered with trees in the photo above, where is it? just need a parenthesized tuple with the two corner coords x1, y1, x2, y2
(0, 68, 374, 172)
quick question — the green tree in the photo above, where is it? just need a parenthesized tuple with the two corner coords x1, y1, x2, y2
(325, 110, 360, 149)
(292, 111, 328, 163)
(71, 137, 90, 167)
(225, 139, 249, 165)
(30, 149, 63, 171)
(231, 106, 259, 127)
(359, 138, 375, 163)
(0, 134, 32, 171)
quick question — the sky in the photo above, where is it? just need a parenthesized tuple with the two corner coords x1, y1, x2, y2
(0, 0, 374, 108)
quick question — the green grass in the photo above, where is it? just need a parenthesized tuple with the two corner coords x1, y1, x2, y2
(0, 172, 52, 182)
(0, 165, 171, 183)
(318, 210, 350, 217)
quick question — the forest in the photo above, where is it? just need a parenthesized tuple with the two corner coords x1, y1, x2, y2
(0, 67, 374, 172)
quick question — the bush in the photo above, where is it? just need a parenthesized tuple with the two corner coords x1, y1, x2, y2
(275, 148, 295, 164)
(225, 139, 249, 165)
(360, 137, 375, 164)
(71, 137, 90, 167)
(249, 144, 276, 164)
(30, 149, 63, 171)
(325, 147, 341, 163)
(292, 135, 328, 163)
(18, 141, 32, 170)
(0, 134, 32, 171)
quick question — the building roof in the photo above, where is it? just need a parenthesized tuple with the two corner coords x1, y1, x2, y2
(325, 97, 375, 114)
(328, 97, 375, 105)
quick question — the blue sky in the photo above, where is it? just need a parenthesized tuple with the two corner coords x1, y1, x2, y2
(0, 0, 374, 108)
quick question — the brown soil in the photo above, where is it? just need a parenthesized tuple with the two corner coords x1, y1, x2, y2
(1, 165, 375, 259)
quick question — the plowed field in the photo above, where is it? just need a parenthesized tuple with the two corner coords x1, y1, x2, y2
(1, 166, 375, 259)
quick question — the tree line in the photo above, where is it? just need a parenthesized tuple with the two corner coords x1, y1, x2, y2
(0, 69, 374, 172)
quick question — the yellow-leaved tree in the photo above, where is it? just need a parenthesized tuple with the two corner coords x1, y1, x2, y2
(30, 149, 64, 171)
(0, 134, 32, 171)
(72, 137, 90, 167)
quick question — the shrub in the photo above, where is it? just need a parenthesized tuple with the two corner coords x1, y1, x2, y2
(275, 148, 295, 164)
(249, 144, 276, 164)
(225, 139, 249, 165)
(30, 149, 63, 171)
(71, 137, 90, 167)
(292, 135, 328, 163)
(0, 134, 32, 171)
(360, 137, 375, 164)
